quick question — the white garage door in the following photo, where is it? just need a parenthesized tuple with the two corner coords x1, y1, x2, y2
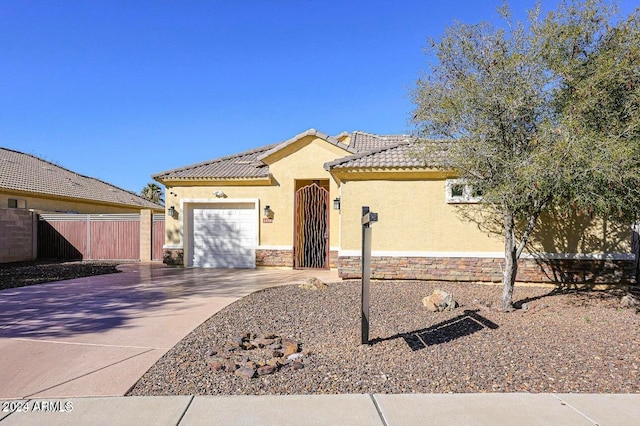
(191, 203, 257, 268)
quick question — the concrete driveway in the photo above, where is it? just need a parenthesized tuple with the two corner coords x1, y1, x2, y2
(0, 264, 338, 399)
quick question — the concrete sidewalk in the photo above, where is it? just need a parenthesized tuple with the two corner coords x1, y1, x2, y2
(0, 264, 338, 399)
(1, 393, 639, 425)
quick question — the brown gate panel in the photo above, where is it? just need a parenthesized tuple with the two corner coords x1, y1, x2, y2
(90, 220, 140, 260)
(38, 214, 141, 261)
(38, 219, 87, 259)
(294, 183, 329, 269)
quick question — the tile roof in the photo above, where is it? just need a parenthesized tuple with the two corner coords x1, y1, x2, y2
(349, 131, 411, 152)
(257, 128, 355, 161)
(324, 141, 423, 169)
(154, 128, 353, 181)
(0, 147, 163, 210)
(152, 129, 428, 181)
(152, 144, 276, 181)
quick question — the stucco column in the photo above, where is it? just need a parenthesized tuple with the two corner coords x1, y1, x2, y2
(139, 209, 152, 262)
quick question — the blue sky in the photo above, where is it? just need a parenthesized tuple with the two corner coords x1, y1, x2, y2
(1, 1, 637, 195)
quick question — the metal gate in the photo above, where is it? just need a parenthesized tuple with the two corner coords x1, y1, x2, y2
(294, 183, 329, 269)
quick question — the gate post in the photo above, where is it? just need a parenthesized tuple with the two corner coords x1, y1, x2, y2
(140, 209, 152, 262)
(361, 206, 378, 345)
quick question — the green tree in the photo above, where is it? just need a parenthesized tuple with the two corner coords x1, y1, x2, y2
(140, 182, 164, 205)
(412, 0, 640, 310)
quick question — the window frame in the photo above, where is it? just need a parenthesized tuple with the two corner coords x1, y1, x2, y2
(8, 198, 27, 209)
(445, 179, 482, 204)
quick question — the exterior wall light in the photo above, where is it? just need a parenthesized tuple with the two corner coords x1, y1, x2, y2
(214, 190, 226, 198)
(263, 205, 271, 217)
(333, 197, 341, 210)
(167, 206, 176, 217)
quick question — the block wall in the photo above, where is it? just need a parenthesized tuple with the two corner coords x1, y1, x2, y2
(0, 208, 37, 263)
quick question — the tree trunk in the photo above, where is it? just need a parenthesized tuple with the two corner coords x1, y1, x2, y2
(501, 212, 518, 311)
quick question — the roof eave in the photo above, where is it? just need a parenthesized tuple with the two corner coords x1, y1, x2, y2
(157, 175, 274, 187)
(1, 188, 164, 211)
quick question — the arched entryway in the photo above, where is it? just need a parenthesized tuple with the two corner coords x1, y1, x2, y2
(294, 181, 329, 269)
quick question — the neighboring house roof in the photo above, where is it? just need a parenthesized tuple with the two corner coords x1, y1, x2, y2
(0, 147, 163, 210)
(153, 129, 424, 181)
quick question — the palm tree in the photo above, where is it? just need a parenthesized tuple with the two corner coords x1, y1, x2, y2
(140, 183, 164, 205)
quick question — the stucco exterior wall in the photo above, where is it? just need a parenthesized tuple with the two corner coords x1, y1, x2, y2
(0, 191, 154, 214)
(163, 136, 348, 259)
(337, 178, 632, 256)
(338, 178, 504, 254)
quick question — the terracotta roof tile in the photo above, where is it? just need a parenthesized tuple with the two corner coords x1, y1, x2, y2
(0, 147, 163, 209)
(349, 131, 410, 152)
(324, 142, 418, 169)
(152, 130, 428, 181)
(153, 144, 276, 181)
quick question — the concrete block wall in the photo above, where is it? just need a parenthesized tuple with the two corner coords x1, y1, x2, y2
(0, 208, 37, 263)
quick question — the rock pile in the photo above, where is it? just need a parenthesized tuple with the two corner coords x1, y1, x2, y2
(207, 332, 307, 379)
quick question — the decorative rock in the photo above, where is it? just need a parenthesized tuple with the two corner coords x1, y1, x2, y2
(266, 358, 282, 367)
(422, 289, 458, 312)
(209, 332, 306, 380)
(299, 277, 329, 290)
(282, 339, 300, 357)
(235, 365, 256, 379)
(287, 352, 304, 361)
(620, 294, 639, 308)
(252, 337, 276, 348)
(209, 361, 224, 372)
(222, 360, 237, 372)
(266, 343, 282, 350)
(241, 342, 256, 350)
(257, 365, 277, 376)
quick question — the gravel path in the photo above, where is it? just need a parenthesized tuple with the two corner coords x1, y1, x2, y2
(0, 261, 120, 290)
(128, 280, 640, 395)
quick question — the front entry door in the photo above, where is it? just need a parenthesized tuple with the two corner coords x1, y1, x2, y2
(294, 183, 329, 269)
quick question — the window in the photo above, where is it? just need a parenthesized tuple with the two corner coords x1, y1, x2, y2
(8, 199, 27, 209)
(446, 179, 482, 203)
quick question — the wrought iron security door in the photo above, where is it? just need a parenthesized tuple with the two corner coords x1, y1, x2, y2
(294, 183, 329, 269)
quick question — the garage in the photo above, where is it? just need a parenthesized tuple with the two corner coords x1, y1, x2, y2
(189, 202, 258, 268)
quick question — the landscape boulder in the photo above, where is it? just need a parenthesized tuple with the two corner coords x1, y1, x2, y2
(299, 277, 329, 290)
(422, 289, 458, 312)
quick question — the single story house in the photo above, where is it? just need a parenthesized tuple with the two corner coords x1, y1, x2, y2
(0, 147, 163, 214)
(152, 129, 635, 284)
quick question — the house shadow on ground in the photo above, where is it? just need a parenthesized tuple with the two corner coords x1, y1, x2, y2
(370, 309, 499, 351)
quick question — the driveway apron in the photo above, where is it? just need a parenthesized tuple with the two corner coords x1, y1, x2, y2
(0, 265, 338, 399)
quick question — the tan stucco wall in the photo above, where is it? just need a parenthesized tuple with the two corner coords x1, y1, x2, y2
(528, 210, 631, 254)
(338, 178, 504, 253)
(0, 191, 157, 214)
(163, 136, 347, 251)
(338, 178, 631, 255)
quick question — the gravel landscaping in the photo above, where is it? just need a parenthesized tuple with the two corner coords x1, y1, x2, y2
(128, 279, 640, 395)
(0, 261, 121, 290)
